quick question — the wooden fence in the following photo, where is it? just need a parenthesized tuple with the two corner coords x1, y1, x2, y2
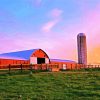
(78, 64, 100, 69)
(0, 64, 59, 73)
(0, 64, 100, 74)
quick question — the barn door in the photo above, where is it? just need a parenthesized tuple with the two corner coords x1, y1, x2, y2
(45, 58, 49, 64)
(30, 57, 37, 64)
(63, 64, 67, 70)
(37, 58, 45, 64)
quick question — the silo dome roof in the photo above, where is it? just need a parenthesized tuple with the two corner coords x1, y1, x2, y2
(78, 33, 86, 36)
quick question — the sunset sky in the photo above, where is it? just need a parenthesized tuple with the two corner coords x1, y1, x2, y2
(0, 0, 100, 64)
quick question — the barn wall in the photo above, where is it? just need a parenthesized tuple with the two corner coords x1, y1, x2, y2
(0, 59, 29, 66)
(50, 61, 79, 70)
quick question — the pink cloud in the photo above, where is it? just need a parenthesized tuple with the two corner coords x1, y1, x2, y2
(48, 8, 63, 18)
(41, 19, 59, 33)
(41, 8, 63, 33)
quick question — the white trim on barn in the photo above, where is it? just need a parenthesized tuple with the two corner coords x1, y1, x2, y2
(30, 57, 37, 64)
(45, 58, 49, 64)
(63, 64, 67, 70)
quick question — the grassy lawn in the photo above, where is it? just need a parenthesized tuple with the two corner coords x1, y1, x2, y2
(0, 70, 100, 100)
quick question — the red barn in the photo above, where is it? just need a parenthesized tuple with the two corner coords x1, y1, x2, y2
(0, 49, 50, 66)
(0, 49, 79, 70)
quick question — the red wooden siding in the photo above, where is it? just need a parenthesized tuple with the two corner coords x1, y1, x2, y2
(0, 59, 29, 66)
(50, 61, 80, 70)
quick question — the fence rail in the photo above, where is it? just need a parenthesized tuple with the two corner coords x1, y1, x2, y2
(0, 64, 100, 74)
(0, 64, 59, 73)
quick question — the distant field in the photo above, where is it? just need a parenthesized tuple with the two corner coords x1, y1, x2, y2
(0, 70, 100, 100)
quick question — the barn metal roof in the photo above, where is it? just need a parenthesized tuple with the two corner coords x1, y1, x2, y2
(50, 59, 76, 63)
(0, 49, 39, 60)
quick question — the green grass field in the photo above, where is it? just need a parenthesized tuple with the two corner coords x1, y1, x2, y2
(0, 70, 100, 100)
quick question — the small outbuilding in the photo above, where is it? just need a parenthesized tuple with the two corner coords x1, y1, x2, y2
(50, 59, 77, 70)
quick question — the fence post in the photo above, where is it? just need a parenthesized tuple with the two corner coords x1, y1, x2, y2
(41, 64, 42, 70)
(76, 64, 77, 70)
(20, 64, 23, 73)
(88, 65, 89, 68)
(33, 64, 35, 70)
(71, 64, 72, 70)
(46, 64, 47, 71)
(98, 65, 99, 68)
(30, 64, 33, 74)
(83, 64, 85, 69)
(95, 65, 96, 68)
(8, 64, 11, 74)
(92, 65, 94, 69)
